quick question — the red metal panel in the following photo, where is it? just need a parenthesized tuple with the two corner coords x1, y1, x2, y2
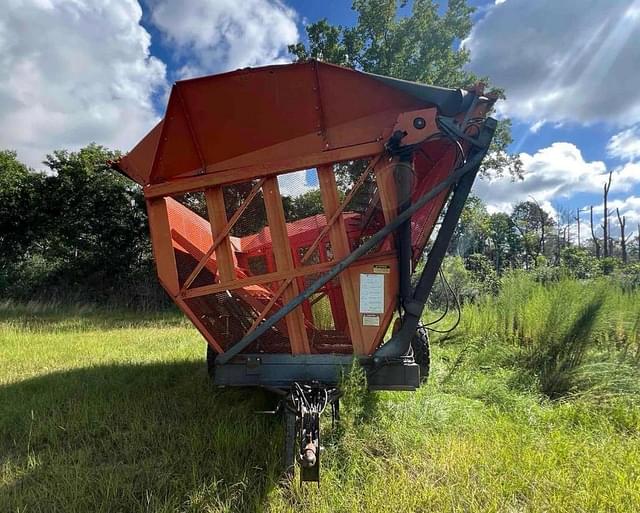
(183, 64, 320, 167)
(116, 120, 163, 185)
(150, 63, 322, 183)
(317, 63, 425, 149)
(151, 86, 203, 183)
(128, 61, 445, 185)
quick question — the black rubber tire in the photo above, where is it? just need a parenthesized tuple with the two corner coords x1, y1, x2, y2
(206, 344, 216, 380)
(411, 328, 430, 383)
(283, 408, 297, 478)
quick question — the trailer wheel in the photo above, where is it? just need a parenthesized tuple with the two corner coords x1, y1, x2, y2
(412, 328, 430, 383)
(206, 344, 216, 380)
(283, 407, 297, 478)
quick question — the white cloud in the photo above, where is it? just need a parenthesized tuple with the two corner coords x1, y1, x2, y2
(474, 142, 640, 213)
(148, 0, 299, 77)
(464, 0, 640, 126)
(0, 0, 167, 169)
(278, 169, 316, 197)
(607, 125, 640, 161)
(529, 120, 545, 134)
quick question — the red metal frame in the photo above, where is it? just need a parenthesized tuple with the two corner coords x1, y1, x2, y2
(114, 60, 493, 360)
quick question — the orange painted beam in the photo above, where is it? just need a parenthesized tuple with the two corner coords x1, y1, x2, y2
(181, 260, 336, 299)
(143, 141, 383, 199)
(317, 164, 366, 354)
(261, 177, 311, 354)
(146, 198, 180, 296)
(204, 186, 235, 283)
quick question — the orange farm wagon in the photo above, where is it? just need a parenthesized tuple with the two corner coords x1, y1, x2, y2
(113, 60, 497, 481)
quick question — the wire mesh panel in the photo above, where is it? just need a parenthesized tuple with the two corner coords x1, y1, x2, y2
(153, 139, 465, 358)
(156, 157, 403, 356)
(410, 139, 460, 260)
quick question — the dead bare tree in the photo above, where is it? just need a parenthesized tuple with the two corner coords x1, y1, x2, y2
(602, 171, 612, 257)
(574, 207, 588, 249)
(590, 205, 600, 258)
(610, 233, 615, 257)
(616, 208, 630, 264)
(556, 213, 562, 262)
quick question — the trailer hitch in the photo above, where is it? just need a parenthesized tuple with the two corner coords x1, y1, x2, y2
(282, 382, 340, 483)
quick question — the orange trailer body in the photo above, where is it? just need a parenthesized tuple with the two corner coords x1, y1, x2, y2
(114, 60, 496, 383)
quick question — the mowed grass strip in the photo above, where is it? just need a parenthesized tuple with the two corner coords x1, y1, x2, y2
(1, 304, 639, 512)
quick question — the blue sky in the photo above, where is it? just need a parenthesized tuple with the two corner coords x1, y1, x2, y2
(1, 0, 639, 238)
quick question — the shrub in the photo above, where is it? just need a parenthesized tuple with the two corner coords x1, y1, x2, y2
(465, 253, 499, 294)
(600, 257, 620, 275)
(532, 256, 563, 283)
(616, 262, 640, 291)
(429, 255, 499, 309)
(560, 246, 601, 279)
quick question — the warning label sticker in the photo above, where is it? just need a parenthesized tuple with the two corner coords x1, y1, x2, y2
(362, 314, 380, 327)
(372, 264, 391, 274)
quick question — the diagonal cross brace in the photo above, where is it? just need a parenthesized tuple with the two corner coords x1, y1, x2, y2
(180, 178, 266, 293)
(244, 155, 382, 336)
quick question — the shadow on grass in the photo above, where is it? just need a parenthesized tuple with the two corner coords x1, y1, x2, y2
(0, 361, 284, 512)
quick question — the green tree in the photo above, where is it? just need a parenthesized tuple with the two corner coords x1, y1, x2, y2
(0, 151, 48, 289)
(284, 189, 325, 222)
(488, 211, 521, 272)
(452, 194, 490, 256)
(0, 145, 156, 304)
(511, 201, 554, 267)
(41, 145, 148, 276)
(289, 0, 522, 179)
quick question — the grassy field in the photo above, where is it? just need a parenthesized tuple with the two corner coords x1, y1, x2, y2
(1, 279, 639, 512)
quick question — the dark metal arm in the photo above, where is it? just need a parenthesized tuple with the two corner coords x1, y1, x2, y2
(374, 117, 496, 360)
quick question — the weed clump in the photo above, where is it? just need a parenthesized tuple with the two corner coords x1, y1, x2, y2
(430, 273, 640, 401)
(523, 290, 606, 399)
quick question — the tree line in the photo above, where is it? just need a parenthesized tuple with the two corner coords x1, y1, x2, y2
(451, 186, 640, 283)
(2, 143, 638, 308)
(0, 146, 163, 308)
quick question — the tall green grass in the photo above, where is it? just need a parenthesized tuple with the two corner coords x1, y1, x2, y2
(436, 272, 640, 400)
(1, 293, 639, 512)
